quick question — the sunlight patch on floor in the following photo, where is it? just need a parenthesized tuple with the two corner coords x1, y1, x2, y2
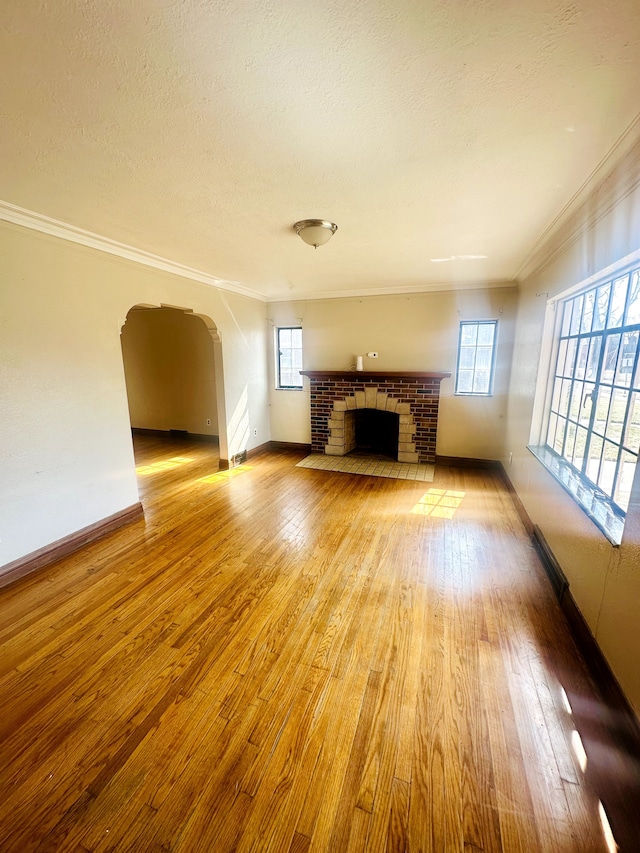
(571, 729, 588, 773)
(411, 488, 465, 518)
(135, 457, 195, 475)
(560, 686, 573, 715)
(197, 465, 253, 485)
(598, 801, 618, 853)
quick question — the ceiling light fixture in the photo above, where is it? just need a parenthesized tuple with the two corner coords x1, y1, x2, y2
(294, 219, 338, 248)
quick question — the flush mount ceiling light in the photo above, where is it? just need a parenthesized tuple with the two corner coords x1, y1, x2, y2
(293, 219, 338, 248)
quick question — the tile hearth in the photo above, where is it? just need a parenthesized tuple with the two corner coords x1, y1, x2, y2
(296, 453, 435, 482)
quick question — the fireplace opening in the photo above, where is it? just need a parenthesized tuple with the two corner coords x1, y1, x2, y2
(349, 409, 399, 460)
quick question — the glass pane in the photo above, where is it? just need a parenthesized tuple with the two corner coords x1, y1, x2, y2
(292, 349, 303, 369)
(579, 383, 595, 426)
(601, 334, 621, 384)
(574, 339, 590, 380)
(473, 370, 490, 393)
(573, 426, 588, 469)
(551, 376, 563, 412)
(561, 301, 572, 336)
(623, 391, 640, 453)
(459, 347, 476, 369)
(559, 379, 572, 417)
(564, 422, 577, 461)
(598, 441, 618, 497)
(457, 370, 473, 393)
(593, 386, 612, 435)
(477, 323, 495, 346)
(555, 338, 568, 377)
(558, 379, 571, 415)
(280, 369, 293, 386)
(614, 450, 638, 512)
(570, 295, 584, 335)
(291, 328, 303, 347)
(553, 417, 567, 455)
(279, 328, 292, 348)
(586, 336, 602, 381)
(608, 276, 628, 328)
(614, 330, 638, 387)
(581, 290, 594, 333)
(606, 388, 628, 444)
(475, 346, 493, 370)
(634, 352, 640, 390)
(280, 350, 292, 368)
(546, 412, 558, 448)
(626, 271, 640, 325)
(569, 381, 583, 421)
(564, 338, 578, 376)
(593, 283, 610, 331)
(586, 434, 603, 484)
(460, 323, 478, 346)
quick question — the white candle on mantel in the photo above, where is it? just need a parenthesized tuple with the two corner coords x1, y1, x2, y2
(356, 355, 364, 371)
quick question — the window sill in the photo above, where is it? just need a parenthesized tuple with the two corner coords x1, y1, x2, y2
(527, 445, 623, 546)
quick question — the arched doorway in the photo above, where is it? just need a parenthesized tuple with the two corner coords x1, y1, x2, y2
(120, 304, 228, 465)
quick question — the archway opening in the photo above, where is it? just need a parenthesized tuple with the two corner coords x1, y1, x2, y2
(120, 304, 228, 468)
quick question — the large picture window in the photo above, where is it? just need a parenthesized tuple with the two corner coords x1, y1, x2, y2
(276, 327, 303, 389)
(537, 265, 640, 540)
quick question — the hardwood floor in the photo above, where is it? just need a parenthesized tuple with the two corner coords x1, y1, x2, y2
(0, 435, 635, 851)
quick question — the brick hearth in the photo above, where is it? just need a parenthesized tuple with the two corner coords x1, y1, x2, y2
(300, 371, 450, 464)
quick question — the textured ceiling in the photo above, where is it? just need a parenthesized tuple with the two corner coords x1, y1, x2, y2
(2, 0, 640, 300)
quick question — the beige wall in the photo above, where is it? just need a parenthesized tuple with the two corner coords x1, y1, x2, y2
(121, 307, 218, 435)
(0, 221, 269, 571)
(3, 141, 639, 719)
(268, 287, 518, 459)
(504, 138, 640, 714)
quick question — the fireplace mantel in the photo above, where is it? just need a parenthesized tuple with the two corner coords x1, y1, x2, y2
(301, 370, 450, 463)
(300, 370, 450, 381)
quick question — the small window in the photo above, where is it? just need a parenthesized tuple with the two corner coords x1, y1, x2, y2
(276, 327, 303, 389)
(455, 320, 497, 396)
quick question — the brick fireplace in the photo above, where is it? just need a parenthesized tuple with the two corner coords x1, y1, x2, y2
(300, 371, 450, 464)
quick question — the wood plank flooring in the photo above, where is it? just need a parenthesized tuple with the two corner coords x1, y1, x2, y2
(0, 435, 633, 851)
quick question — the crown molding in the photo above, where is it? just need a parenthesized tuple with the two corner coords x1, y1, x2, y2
(545, 246, 640, 304)
(515, 113, 640, 283)
(265, 278, 517, 303)
(0, 200, 516, 304)
(0, 200, 267, 302)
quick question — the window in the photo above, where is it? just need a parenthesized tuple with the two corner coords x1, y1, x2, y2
(455, 320, 497, 395)
(532, 265, 640, 543)
(276, 327, 303, 389)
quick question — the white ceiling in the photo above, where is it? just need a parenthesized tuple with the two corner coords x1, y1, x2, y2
(2, 0, 640, 301)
